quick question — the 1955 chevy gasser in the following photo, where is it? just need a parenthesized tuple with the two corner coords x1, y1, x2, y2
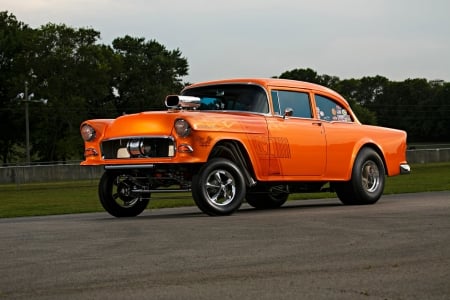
(80, 78, 410, 217)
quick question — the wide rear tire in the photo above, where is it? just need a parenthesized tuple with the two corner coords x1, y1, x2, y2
(335, 148, 385, 205)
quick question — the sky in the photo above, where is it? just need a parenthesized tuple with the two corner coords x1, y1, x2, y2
(2, 0, 450, 83)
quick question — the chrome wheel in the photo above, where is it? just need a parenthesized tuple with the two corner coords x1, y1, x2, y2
(114, 177, 141, 208)
(98, 171, 150, 217)
(192, 158, 246, 216)
(361, 160, 381, 193)
(205, 170, 236, 206)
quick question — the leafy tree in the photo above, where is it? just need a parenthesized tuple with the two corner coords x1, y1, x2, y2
(279, 68, 321, 84)
(431, 82, 450, 141)
(338, 76, 389, 105)
(317, 74, 341, 90)
(0, 12, 191, 164)
(0, 11, 35, 164)
(347, 98, 377, 125)
(371, 79, 446, 141)
(335, 76, 388, 125)
(111, 36, 189, 114)
(336, 78, 360, 104)
(29, 24, 117, 161)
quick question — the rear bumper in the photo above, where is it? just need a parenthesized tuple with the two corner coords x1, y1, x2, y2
(400, 163, 411, 175)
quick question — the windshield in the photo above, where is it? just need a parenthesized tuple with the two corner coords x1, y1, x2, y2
(182, 84, 269, 113)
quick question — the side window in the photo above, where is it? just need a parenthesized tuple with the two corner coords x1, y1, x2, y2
(315, 94, 353, 122)
(271, 90, 312, 118)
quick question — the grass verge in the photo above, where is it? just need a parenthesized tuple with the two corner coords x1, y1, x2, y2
(0, 162, 449, 218)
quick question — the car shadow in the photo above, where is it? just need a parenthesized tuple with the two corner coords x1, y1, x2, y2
(94, 198, 343, 221)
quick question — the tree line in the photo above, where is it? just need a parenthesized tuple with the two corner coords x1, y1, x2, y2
(278, 69, 450, 143)
(1, 11, 448, 165)
(1, 11, 188, 164)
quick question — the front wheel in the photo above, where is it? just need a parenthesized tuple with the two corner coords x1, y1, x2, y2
(334, 148, 385, 205)
(192, 158, 246, 216)
(98, 171, 150, 217)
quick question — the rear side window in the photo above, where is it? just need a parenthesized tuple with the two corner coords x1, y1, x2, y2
(315, 94, 353, 122)
(271, 90, 312, 118)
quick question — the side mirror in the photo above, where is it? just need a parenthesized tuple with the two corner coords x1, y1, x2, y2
(283, 107, 293, 119)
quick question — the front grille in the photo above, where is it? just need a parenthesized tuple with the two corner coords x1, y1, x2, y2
(101, 137, 175, 159)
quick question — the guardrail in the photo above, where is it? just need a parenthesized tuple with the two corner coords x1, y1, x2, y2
(0, 148, 449, 184)
(0, 164, 103, 185)
(406, 148, 450, 164)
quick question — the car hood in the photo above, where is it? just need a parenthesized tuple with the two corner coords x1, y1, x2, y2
(102, 110, 267, 139)
(102, 111, 177, 139)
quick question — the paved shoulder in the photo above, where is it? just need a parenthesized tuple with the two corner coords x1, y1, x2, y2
(1, 191, 449, 299)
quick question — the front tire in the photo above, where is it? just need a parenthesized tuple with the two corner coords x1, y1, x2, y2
(98, 171, 150, 217)
(192, 158, 246, 216)
(335, 148, 385, 205)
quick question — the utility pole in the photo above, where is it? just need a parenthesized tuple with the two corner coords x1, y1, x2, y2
(24, 81, 30, 165)
(16, 80, 47, 165)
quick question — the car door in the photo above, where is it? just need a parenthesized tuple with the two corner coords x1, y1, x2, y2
(313, 93, 358, 178)
(266, 90, 326, 177)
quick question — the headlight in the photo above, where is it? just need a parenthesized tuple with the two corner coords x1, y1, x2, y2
(81, 124, 96, 141)
(174, 119, 191, 137)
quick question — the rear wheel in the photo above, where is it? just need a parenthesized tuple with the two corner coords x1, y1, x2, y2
(246, 185, 289, 209)
(335, 148, 385, 205)
(192, 158, 246, 216)
(98, 171, 150, 217)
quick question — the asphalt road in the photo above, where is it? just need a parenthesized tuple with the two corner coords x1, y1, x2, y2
(1, 191, 449, 299)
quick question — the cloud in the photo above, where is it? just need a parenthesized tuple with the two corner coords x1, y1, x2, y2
(2, 0, 450, 82)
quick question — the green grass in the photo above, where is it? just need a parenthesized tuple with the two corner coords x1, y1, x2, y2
(0, 162, 449, 218)
(290, 162, 450, 200)
(384, 162, 450, 193)
(0, 181, 195, 218)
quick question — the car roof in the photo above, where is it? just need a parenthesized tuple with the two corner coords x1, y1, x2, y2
(184, 78, 346, 102)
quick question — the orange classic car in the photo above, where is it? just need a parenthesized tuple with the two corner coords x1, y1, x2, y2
(80, 78, 410, 217)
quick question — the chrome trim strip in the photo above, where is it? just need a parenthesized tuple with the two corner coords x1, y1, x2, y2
(133, 188, 191, 193)
(102, 135, 174, 142)
(104, 164, 155, 170)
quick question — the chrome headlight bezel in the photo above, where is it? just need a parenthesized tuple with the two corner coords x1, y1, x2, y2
(174, 119, 191, 137)
(81, 124, 96, 141)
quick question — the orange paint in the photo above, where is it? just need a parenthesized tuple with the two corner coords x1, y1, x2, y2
(81, 78, 409, 181)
